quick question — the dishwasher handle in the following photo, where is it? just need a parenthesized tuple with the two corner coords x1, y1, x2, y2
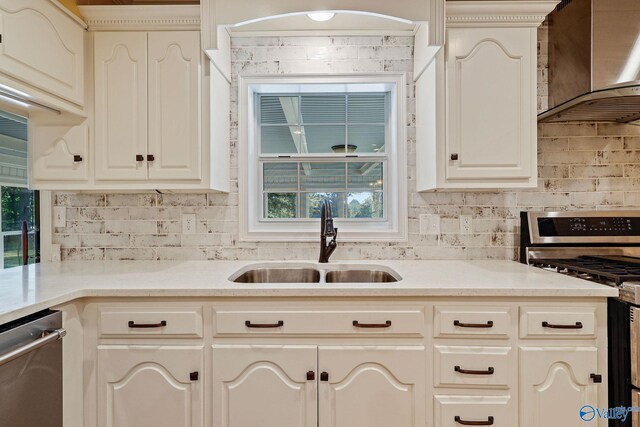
(0, 328, 66, 367)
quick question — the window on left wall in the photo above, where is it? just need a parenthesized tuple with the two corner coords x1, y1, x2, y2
(0, 110, 39, 268)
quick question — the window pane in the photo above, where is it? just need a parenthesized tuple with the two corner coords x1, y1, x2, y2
(300, 192, 346, 219)
(263, 163, 298, 191)
(265, 193, 297, 219)
(347, 162, 383, 192)
(260, 96, 299, 125)
(348, 192, 383, 218)
(348, 94, 386, 123)
(261, 126, 300, 154)
(1, 187, 35, 232)
(301, 95, 346, 124)
(303, 125, 346, 153)
(348, 125, 385, 153)
(300, 163, 346, 192)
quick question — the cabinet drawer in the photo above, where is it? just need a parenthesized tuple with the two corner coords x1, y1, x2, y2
(520, 307, 596, 339)
(434, 395, 515, 427)
(99, 306, 203, 337)
(213, 306, 424, 336)
(434, 306, 511, 339)
(434, 346, 513, 388)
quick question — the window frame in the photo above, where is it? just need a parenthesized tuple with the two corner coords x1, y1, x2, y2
(238, 74, 407, 242)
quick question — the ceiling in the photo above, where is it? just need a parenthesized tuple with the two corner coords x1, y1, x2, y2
(77, 1, 198, 5)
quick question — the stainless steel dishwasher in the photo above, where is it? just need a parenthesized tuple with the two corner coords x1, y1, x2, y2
(0, 310, 65, 427)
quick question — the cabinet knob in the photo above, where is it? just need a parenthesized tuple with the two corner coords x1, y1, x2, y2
(590, 373, 602, 383)
(147, 154, 155, 162)
(73, 155, 83, 162)
(190, 371, 199, 381)
(306, 371, 315, 381)
(136, 155, 144, 162)
(450, 153, 459, 161)
(320, 372, 329, 382)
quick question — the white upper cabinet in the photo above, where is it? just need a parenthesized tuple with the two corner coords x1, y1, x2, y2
(415, 1, 559, 191)
(93, 30, 202, 183)
(148, 31, 202, 181)
(30, 123, 89, 182)
(446, 27, 534, 182)
(94, 32, 148, 181)
(0, 0, 85, 107)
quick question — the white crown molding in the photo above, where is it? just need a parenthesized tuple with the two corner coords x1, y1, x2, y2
(446, 1, 559, 27)
(78, 5, 201, 31)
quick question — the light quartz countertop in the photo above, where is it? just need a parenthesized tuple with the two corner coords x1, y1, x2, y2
(0, 260, 618, 325)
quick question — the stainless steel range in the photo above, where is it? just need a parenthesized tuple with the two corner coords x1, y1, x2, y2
(521, 210, 640, 427)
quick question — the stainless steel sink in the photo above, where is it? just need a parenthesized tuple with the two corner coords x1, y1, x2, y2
(325, 270, 399, 283)
(233, 268, 321, 283)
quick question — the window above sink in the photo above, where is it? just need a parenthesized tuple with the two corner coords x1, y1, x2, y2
(239, 75, 408, 242)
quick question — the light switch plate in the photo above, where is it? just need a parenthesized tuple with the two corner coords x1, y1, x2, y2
(182, 213, 197, 234)
(419, 214, 440, 235)
(53, 207, 66, 228)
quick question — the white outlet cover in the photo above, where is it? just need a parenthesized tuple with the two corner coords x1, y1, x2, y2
(460, 215, 473, 234)
(419, 214, 440, 235)
(53, 206, 66, 228)
(182, 213, 197, 234)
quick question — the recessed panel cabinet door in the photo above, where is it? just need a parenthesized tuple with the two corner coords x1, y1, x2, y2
(318, 346, 426, 427)
(97, 345, 203, 427)
(211, 345, 317, 427)
(446, 27, 534, 181)
(520, 347, 600, 427)
(147, 31, 202, 180)
(94, 32, 148, 181)
(0, 0, 84, 105)
(31, 124, 89, 182)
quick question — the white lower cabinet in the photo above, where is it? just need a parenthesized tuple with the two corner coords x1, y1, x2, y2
(519, 347, 600, 427)
(211, 344, 425, 427)
(82, 300, 607, 427)
(96, 345, 204, 427)
(211, 345, 317, 427)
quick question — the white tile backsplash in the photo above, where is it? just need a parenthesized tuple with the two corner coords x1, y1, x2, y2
(52, 28, 640, 261)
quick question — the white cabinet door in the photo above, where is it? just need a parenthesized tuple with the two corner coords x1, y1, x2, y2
(147, 31, 201, 181)
(94, 32, 148, 181)
(0, 0, 84, 105)
(446, 27, 535, 182)
(97, 345, 203, 427)
(31, 124, 89, 182)
(520, 347, 601, 427)
(318, 346, 426, 427)
(211, 344, 318, 427)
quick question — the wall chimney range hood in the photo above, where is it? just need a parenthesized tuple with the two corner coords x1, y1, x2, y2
(538, 0, 640, 124)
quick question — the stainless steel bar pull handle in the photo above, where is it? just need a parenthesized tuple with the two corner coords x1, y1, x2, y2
(0, 328, 66, 367)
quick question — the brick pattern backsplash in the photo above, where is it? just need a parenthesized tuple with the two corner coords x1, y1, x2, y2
(52, 29, 640, 262)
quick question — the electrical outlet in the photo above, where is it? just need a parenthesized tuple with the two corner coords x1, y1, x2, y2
(182, 213, 197, 234)
(53, 207, 66, 228)
(419, 214, 440, 235)
(460, 215, 473, 234)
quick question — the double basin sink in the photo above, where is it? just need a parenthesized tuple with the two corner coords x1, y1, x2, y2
(230, 264, 400, 284)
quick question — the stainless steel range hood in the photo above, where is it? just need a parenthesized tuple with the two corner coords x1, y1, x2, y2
(538, 0, 640, 123)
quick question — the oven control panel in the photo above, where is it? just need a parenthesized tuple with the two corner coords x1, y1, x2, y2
(538, 216, 640, 237)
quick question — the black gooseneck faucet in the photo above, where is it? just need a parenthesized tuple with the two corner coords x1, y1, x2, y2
(319, 199, 338, 263)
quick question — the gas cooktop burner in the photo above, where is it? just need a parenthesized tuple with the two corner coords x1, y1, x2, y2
(532, 255, 640, 285)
